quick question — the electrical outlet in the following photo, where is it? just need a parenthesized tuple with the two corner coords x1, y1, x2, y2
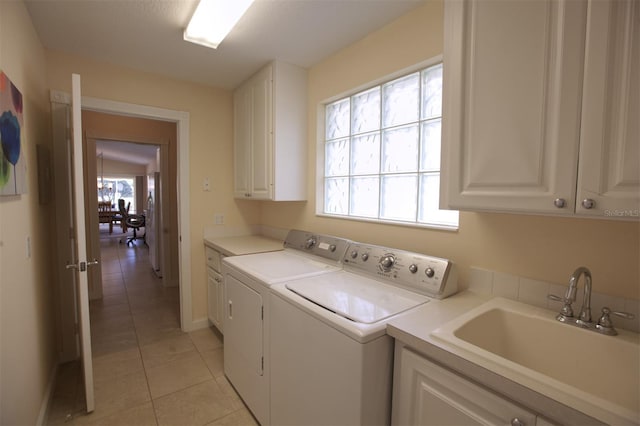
(203, 178, 211, 192)
(214, 214, 224, 225)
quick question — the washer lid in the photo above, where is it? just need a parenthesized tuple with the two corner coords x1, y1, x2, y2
(284, 271, 429, 324)
(224, 250, 341, 284)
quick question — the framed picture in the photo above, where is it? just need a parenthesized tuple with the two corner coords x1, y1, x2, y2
(0, 71, 27, 196)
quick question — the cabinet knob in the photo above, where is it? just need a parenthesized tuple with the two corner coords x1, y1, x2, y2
(581, 198, 595, 209)
(553, 198, 566, 208)
(511, 418, 526, 426)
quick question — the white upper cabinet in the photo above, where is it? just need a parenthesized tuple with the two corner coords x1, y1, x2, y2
(233, 61, 307, 201)
(577, 0, 639, 218)
(441, 0, 639, 219)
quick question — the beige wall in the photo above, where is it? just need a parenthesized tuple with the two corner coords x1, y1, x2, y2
(260, 1, 640, 299)
(46, 51, 260, 320)
(100, 158, 147, 176)
(0, 1, 57, 424)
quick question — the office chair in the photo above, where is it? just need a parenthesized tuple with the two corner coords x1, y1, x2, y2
(114, 199, 129, 233)
(125, 214, 145, 246)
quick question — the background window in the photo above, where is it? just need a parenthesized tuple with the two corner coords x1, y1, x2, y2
(321, 62, 458, 229)
(97, 176, 136, 212)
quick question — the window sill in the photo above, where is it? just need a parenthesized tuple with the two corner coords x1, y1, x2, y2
(316, 212, 459, 232)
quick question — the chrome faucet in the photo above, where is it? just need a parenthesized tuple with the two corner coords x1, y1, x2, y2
(549, 266, 635, 335)
(548, 266, 592, 327)
(568, 266, 592, 327)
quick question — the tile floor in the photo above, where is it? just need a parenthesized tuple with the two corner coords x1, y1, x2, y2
(46, 228, 257, 426)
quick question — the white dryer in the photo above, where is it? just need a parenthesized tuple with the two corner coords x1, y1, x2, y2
(269, 242, 457, 425)
(222, 229, 350, 425)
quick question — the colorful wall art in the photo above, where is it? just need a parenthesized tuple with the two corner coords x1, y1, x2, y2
(0, 71, 27, 195)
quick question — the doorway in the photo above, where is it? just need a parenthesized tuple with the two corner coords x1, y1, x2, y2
(51, 92, 194, 367)
(81, 97, 193, 333)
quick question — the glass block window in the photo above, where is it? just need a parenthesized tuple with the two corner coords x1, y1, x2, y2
(322, 62, 459, 228)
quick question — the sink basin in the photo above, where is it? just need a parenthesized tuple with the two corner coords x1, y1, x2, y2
(431, 297, 640, 425)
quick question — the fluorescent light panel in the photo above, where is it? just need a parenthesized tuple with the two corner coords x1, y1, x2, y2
(184, 0, 255, 49)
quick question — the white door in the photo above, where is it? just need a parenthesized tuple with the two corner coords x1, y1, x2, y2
(67, 74, 95, 412)
(249, 64, 272, 200)
(576, 0, 640, 218)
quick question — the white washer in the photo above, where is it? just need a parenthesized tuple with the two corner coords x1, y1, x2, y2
(222, 229, 350, 426)
(269, 242, 457, 425)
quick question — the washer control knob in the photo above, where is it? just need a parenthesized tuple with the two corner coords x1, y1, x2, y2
(329, 244, 337, 252)
(379, 254, 396, 272)
(425, 267, 435, 278)
(304, 237, 317, 249)
(350, 250, 358, 259)
(361, 253, 369, 261)
(409, 264, 418, 273)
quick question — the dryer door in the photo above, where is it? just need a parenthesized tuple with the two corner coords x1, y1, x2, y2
(225, 274, 263, 376)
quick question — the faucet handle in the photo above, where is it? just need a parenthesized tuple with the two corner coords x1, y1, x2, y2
(595, 307, 635, 336)
(547, 294, 574, 320)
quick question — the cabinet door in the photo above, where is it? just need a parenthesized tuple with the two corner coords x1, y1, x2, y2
(224, 275, 263, 376)
(215, 271, 224, 332)
(207, 268, 218, 325)
(207, 267, 223, 331)
(234, 85, 252, 198)
(577, 0, 640, 219)
(441, 0, 587, 214)
(394, 347, 536, 426)
(250, 65, 273, 199)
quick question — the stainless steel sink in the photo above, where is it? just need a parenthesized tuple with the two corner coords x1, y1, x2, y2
(431, 297, 640, 425)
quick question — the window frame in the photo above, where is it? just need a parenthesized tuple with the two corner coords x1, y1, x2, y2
(315, 55, 458, 231)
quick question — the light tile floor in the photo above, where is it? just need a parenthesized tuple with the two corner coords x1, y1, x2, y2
(46, 228, 257, 426)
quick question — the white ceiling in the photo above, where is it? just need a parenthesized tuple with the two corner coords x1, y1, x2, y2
(25, 0, 425, 90)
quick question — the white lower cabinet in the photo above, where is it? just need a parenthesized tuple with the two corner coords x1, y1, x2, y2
(392, 346, 556, 426)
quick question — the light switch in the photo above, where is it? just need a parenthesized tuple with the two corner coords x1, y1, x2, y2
(214, 214, 224, 225)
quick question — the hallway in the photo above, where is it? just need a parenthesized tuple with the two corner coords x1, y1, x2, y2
(46, 231, 256, 425)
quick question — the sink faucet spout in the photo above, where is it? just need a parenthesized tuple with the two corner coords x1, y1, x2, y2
(569, 267, 592, 326)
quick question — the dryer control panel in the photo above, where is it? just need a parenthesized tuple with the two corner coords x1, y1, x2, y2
(342, 243, 457, 299)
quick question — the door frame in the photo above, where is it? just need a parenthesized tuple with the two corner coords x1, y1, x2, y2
(81, 96, 193, 331)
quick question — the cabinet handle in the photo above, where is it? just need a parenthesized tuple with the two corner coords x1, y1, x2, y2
(228, 300, 233, 318)
(511, 418, 525, 426)
(581, 198, 595, 209)
(553, 198, 566, 208)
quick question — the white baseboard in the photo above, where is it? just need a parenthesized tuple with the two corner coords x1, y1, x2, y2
(36, 362, 59, 426)
(188, 317, 211, 331)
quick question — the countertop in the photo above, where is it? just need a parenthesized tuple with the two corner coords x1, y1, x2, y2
(387, 291, 610, 425)
(203, 235, 283, 257)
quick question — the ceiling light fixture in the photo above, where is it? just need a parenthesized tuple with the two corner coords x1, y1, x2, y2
(184, 0, 255, 49)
